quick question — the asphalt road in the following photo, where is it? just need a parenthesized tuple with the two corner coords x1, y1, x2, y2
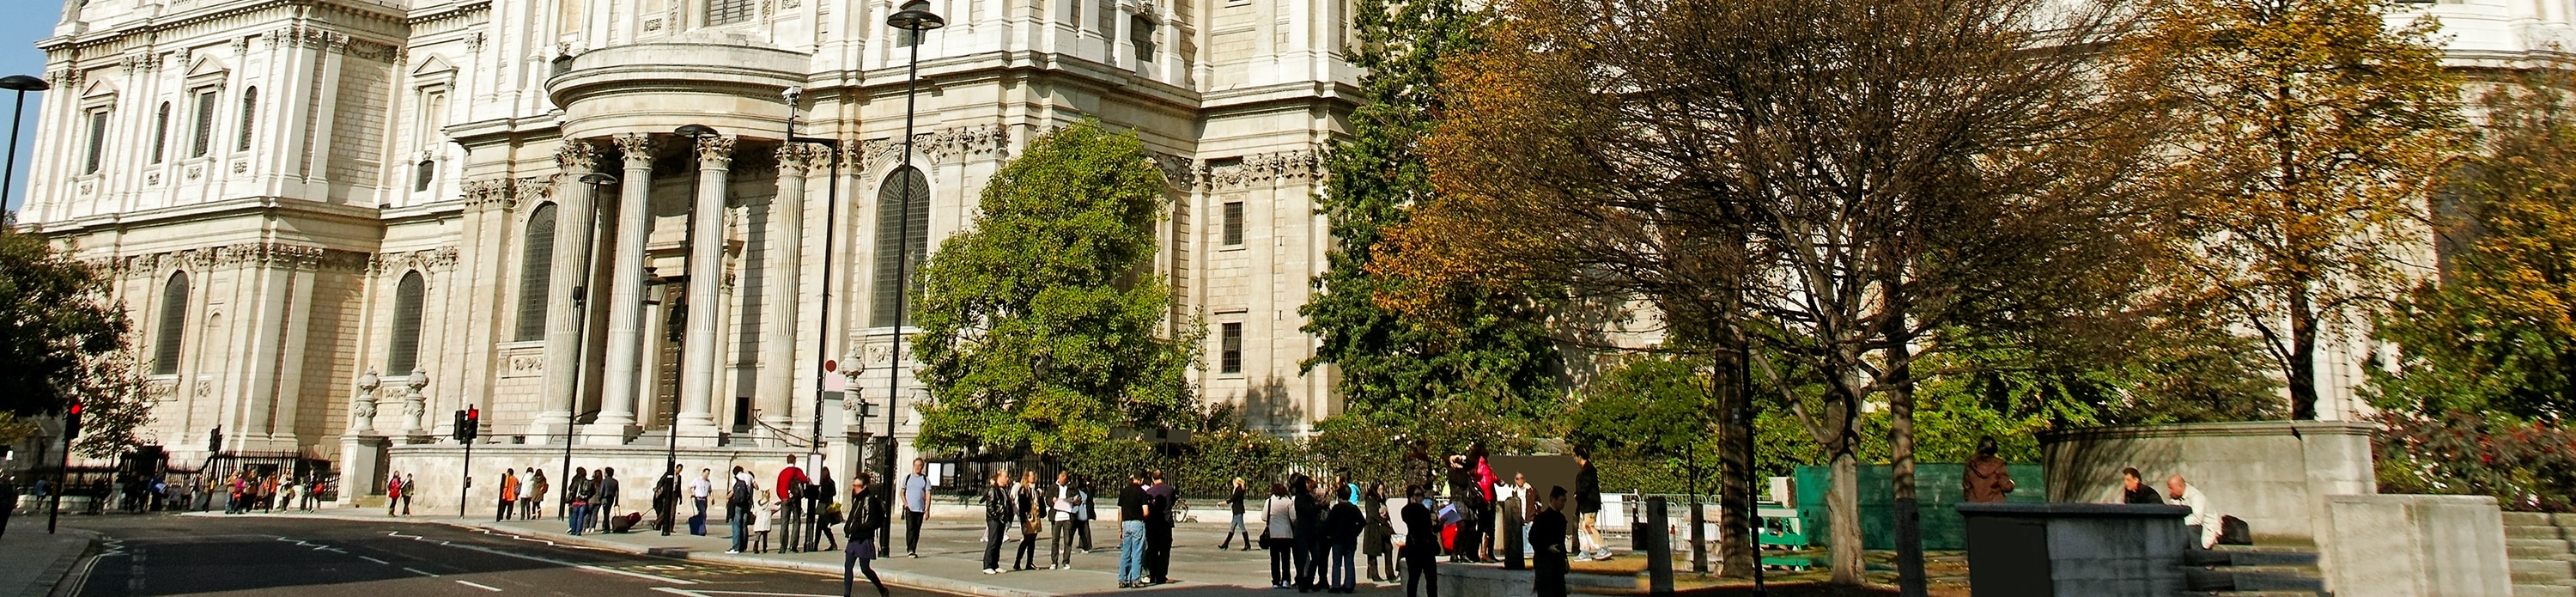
(61, 515, 943, 597)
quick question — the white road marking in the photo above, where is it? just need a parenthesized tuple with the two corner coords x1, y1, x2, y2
(652, 588, 842, 597)
(388, 526, 695, 585)
(360, 556, 392, 565)
(456, 580, 506, 592)
(404, 567, 442, 577)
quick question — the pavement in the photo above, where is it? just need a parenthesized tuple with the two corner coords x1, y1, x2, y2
(179, 506, 1452, 597)
(0, 509, 99, 597)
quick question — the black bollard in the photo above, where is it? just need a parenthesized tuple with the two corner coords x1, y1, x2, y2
(1646, 496, 1673, 596)
(1505, 498, 1526, 570)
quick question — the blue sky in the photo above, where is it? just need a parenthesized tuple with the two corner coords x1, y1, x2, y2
(1, 3, 56, 214)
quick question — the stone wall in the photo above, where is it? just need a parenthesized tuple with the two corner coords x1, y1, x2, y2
(2320, 494, 2513, 597)
(2040, 421, 2373, 544)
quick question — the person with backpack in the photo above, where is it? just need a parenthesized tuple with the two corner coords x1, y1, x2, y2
(844, 472, 892, 597)
(728, 466, 756, 553)
(778, 456, 810, 552)
(568, 466, 592, 534)
(1401, 485, 1441, 597)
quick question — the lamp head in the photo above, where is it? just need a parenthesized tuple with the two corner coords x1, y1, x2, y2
(0, 75, 48, 92)
(576, 173, 618, 186)
(673, 124, 720, 139)
(887, 9, 945, 32)
(782, 86, 805, 105)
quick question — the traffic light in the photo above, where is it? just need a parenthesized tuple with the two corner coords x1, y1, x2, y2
(64, 401, 84, 441)
(453, 409, 468, 441)
(465, 405, 480, 441)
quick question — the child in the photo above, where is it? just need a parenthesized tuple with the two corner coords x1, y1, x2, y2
(756, 496, 782, 553)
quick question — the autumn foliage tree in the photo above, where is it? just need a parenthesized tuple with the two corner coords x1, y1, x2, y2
(2129, 0, 2467, 420)
(1382, 0, 2175, 588)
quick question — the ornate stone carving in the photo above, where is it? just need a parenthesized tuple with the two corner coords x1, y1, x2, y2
(368, 247, 460, 275)
(918, 125, 1009, 164)
(556, 138, 600, 173)
(88, 243, 372, 279)
(401, 367, 430, 436)
(462, 178, 517, 210)
(776, 143, 825, 173)
(1151, 153, 1197, 190)
(351, 369, 380, 433)
(464, 32, 488, 53)
(612, 133, 656, 166)
(504, 354, 544, 377)
(851, 138, 900, 173)
(1208, 148, 1322, 189)
(694, 135, 738, 165)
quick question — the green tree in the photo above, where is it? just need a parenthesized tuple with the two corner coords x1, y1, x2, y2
(2129, 0, 2467, 419)
(2370, 64, 2576, 422)
(69, 350, 158, 458)
(911, 120, 1205, 458)
(0, 225, 131, 417)
(1299, 0, 1562, 444)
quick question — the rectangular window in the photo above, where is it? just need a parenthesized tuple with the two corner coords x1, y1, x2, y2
(82, 110, 109, 174)
(191, 89, 218, 157)
(708, 0, 756, 26)
(1223, 202, 1245, 247)
(1220, 322, 1243, 375)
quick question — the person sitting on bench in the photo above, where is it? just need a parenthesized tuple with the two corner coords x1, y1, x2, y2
(2166, 475, 2221, 549)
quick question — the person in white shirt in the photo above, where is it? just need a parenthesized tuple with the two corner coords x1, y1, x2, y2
(690, 468, 715, 535)
(2166, 475, 2221, 549)
(1051, 471, 1081, 569)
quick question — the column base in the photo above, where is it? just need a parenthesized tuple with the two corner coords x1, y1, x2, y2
(527, 411, 574, 443)
(581, 423, 639, 446)
(676, 413, 721, 448)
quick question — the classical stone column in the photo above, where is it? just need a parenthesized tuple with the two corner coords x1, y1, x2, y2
(756, 144, 813, 443)
(594, 133, 657, 442)
(676, 135, 737, 443)
(538, 138, 601, 441)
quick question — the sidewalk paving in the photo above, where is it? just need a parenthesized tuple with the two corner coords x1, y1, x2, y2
(0, 514, 100, 597)
(228, 506, 1458, 597)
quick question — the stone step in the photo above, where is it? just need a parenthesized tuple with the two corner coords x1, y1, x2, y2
(2186, 548, 2322, 568)
(2516, 525, 2576, 540)
(2508, 512, 2556, 527)
(2182, 592, 2328, 597)
(2518, 539, 2575, 554)
(2512, 543, 2575, 559)
(2520, 559, 2576, 585)
(2518, 584, 2576, 597)
(2184, 566, 2325, 593)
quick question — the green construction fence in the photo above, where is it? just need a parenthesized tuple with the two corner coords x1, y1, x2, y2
(1790, 463, 2046, 551)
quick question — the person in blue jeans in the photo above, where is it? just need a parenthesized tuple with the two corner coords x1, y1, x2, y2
(728, 466, 756, 553)
(568, 466, 590, 535)
(1116, 472, 1152, 588)
(1327, 492, 1366, 593)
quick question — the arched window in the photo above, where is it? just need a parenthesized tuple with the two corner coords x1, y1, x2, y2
(1131, 15, 1157, 63)
(151, 102, 170, 164)
(708, 0, 756, 26)
(897, 0, 930, 46)
(235, 87, 258, 151)
(154, 272, 189, 375)
(871, 167, 932, 328)
(515, 203, 558, 342)
(388, 271, 427, 374)
(415, 160, 436, 192)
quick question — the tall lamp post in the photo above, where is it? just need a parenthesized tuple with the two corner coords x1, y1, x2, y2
(878, 4, 945, 552)
(0, 74, 48, 213)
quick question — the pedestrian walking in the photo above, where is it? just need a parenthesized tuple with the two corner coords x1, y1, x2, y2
(1221, 478, 1251, 549)
(499, 469, 519, 521)
(1531, 486, 1571, 597)
(691, 468, 714, 535)
(401, 473, 416, 516)
(1296, 475, 1328, 591)
(1573, 449, 1609, 561)
(1401, 485, 1440, 597)
(1964, 437, 2015, 504)
(1012, 470, 1042, 570)
(1145, 471, 1176, 584)
(1266, 481, 1297, 588)
(654, 464, 681, 533)
(981, 470, 1012, 575)
(527, 468, 548, 520)
(1364, 483, 1394, 582)
(817, 467, 842, 551)
(727, 466, 756, 553)
(843, 473, 891, 597)
(380, 471, 398, 517)
(598, 468, 621, 533)
(1327, 490, 1365, 593)
(1050, 471, 1081, 570)
(0, 475, 19, 539)
(902, 459, 930, 557)
(1116, 472, 1151, 588)
(1077, 476, 1096, 552)
(777, 456, 811, 552)
(568, 467, 592, 533)
(1445, 455, 1483, 563)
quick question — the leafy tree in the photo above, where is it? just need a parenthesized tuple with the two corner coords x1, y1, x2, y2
(0, 225, 130, 417)
(1299, 0, 1562, 442)
(69, 350, 157, 458)
(2370, 64, 2576, 422)
(911, 120, 1205, 458)
(2128, 0, 2467, 419)
(1383, 0, 2174, 588)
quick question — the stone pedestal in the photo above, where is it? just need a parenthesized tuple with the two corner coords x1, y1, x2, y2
(1958, 503, 2192, 597)
(2040, 420, 2373, 544)
(2320, 494, 2513, 597)
(337, 435, 390, 505)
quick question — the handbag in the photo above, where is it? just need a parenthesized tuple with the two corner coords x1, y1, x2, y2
(823, 503, 845, 525)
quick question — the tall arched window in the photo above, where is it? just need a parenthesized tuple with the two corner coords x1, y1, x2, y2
(388, 271, 427, 374)
(153, 272, 190, 375)
(235, 87, 258, 151)
(415, 159, 436, 192)
(515, 203, 558, 342)
(151, 102, 170, 164)
(871, 167, 932, 328)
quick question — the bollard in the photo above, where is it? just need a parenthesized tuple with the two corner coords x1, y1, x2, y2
(1647, 496, 1674, 596)
(1505, 500, 1526, 570)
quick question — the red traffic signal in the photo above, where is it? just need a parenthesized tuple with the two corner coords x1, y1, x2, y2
(68, 402, 82, 415)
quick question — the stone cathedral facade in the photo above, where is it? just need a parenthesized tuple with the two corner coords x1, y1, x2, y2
(21, 0, 1354, 506)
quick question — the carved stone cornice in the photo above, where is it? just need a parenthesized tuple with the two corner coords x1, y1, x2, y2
(461, 178, 517, 211)
(511, 175, 556, 203)
(1151, 153, 1198, 191)
(556, 138, 600, 173)
(91, 243, 373, 278)
(693, 136, 738, 166)
(367, 247, 462, 276)
(1208, 148, 1323, 190)
(611, 133, 656, 167)
(776, 143, 825, 173)
(919, 125, 1009, 164)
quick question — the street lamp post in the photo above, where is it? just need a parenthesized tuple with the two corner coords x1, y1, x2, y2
(0, 74, 49, 213)
(878, 4, 945, 553)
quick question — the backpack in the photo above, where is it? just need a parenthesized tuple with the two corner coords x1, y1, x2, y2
(730, 478, 755, 509)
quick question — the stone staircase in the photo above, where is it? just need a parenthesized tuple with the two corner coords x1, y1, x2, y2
(2508, 512, 2576, 597)
(2183, 545, 2328, 596)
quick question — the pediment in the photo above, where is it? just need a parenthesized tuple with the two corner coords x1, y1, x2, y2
(410, 54, 455, 77)
(185, 57, 229, 79)
(79, 78, 117, 98)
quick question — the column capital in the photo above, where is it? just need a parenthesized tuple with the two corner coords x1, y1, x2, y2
(556, 137, 600, 173)
(612, 133, 657, 168)
(695, 135, 739, 166)
(777, 143, 826, 174)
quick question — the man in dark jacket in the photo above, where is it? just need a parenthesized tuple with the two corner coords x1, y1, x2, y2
(1295, 476, 1328, 591)
(981, 470, 1012, 575)
(1574, 449, 1607, 560)
(598, 468, 622, 533)
(1145, 471, 1177, 583)
(2119, 467, 2163, 504)
(1117, 472, 1151, 588)
(1327, 493, 1366, 594)
(1531, 487, 1571, 597)
(1444, 456, 1483, 563)
(1400, 486, 1440, 597)
(1964, 437, 2015, 503)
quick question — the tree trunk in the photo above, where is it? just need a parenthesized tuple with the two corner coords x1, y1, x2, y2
(1889, 337, 1926, 597)
(2289, 285, 2320, 420)
(1828, 448, 1864, 585)
(1716, 345, 1754, 578)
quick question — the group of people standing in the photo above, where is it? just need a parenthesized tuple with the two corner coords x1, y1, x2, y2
(978, 468, 1103, 576)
